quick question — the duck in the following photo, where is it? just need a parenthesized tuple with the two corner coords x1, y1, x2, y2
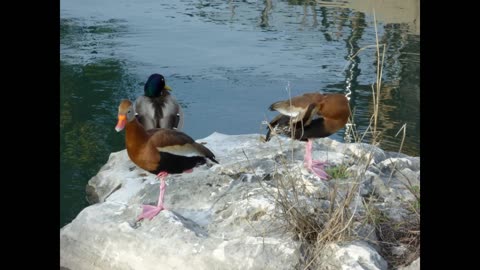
(115, 99, 218, 221)
(265, 92, 350, 180)
(134, 73, 184, 130)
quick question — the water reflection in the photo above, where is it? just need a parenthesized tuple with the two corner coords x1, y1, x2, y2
(344, 11, 366, 95)
(341, 11, 367, 143)
(260, 0, 273, 28)
(229, 0, 236, 22)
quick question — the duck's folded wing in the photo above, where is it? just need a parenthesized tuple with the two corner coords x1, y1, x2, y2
(270, 102, 317, 125)
(268, 94, 321, 123)
(158, 95, 183, 130)
(175, 105, 184, 130)
(149, 129, 217, 162)
(134, 96, 156, 129)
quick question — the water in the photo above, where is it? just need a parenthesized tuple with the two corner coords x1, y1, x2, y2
(60, 0, 420, 228)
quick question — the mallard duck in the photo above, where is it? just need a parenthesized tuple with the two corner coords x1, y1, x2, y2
(134, 73, 184, 130)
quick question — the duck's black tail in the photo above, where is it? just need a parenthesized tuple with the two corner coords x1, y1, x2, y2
(264, 114, 290, 142)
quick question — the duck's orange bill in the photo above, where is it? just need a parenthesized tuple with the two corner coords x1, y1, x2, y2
(115, 114, 127, 132)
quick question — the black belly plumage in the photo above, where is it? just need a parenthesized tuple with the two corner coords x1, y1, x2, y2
(151, 152, 207, 174)
(266, 117, 333, 141)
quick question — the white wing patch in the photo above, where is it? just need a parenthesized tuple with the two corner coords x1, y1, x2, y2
(156, 144, 203, 157)
(276, 107, 301, 117)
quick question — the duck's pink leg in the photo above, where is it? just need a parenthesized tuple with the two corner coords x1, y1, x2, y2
(304, 139, 329, 180)
(137, 172, 169, 221)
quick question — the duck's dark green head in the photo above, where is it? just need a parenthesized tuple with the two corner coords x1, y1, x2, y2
(144, 73, 172, 97)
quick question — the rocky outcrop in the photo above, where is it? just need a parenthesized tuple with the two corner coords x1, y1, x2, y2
(61, 133, 420, 270)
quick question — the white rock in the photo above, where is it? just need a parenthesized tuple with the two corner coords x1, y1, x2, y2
(319, 241, 388, 270)
(61, 133, 420, 270)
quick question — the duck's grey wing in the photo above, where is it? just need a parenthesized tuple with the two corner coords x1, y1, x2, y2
(175, 104, 184, 130)
(134, 96, 157, 130)
(159, 95, 184, 130)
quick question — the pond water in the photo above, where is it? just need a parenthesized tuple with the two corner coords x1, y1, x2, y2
(60, 0, 420, 227)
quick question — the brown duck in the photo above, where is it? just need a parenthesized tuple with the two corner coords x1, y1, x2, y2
(115, 99, 218, 221)
(265, 92, 350, 179)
